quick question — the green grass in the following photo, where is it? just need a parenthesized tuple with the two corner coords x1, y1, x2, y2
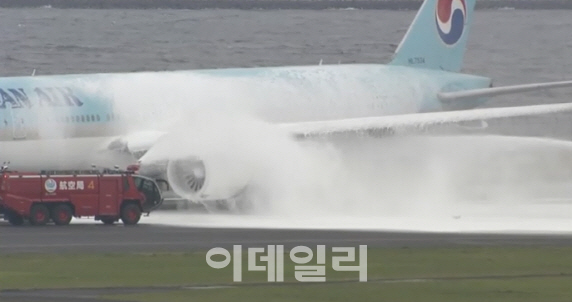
(109, 277, 572, 302)
(1, 247, 572, 301)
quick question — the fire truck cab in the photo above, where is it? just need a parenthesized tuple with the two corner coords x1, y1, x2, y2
(0, 168, 163, 226)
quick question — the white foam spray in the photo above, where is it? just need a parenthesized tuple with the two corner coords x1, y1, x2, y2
(140, 114, 572, 233)
(102, 72, 572, 234)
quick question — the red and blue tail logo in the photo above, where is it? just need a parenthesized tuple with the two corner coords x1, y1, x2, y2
(435, 0, 467, 46)
(391, 0, 475, 72)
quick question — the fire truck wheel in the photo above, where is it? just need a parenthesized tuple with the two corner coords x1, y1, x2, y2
(51, 204, 73, 226)
(120, 203, 141, 225)
(7, 212, 24, 226)
(29, 204, 50, 226)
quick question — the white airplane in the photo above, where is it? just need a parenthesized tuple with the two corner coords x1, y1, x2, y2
(1, 0, 572, 204)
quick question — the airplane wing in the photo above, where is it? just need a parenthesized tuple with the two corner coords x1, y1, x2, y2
(111, 101, 572, 154)
(280, 102, 572, 137)
(438, 80, 572, 102)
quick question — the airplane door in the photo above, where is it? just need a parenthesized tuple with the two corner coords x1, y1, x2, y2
(99, 178, 119, 215)
(6, 103, 27, 140)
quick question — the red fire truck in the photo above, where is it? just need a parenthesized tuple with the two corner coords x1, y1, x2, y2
(0, 168, 163, 226)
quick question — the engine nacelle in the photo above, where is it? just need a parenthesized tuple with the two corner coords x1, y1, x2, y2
(166, 156, 251, 201)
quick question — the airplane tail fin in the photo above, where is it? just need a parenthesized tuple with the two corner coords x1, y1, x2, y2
(389, 0, 477, 73)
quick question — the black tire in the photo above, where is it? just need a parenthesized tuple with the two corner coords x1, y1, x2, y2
(29, 204, 50, 226)
(7, 212, 24, 226)
(51, 204, 73, 226)
(101, 218, 116, 225)
(120, 203, 141, 225)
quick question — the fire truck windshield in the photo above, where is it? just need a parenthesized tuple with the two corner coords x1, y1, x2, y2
(132, 175, 163, 212)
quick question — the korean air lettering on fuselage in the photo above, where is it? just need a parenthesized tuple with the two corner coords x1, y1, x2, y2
(0, 87, 83, 109)
(0, 83, 117, 141)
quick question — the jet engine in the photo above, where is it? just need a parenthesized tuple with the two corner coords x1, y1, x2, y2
(165, 156, 252, 201)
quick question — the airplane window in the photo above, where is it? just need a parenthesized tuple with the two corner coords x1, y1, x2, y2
(81, 115, 85, 123)
(71, 116, 75, 123)
(91, 115, 95, 122)
(96, 115, 100, 122)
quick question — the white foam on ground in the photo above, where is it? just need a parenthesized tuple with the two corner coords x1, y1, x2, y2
(145, 132, 572, 234)
(143, 209, 572, 234)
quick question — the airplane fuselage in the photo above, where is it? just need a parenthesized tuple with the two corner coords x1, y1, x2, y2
(0, 64, 491, 143)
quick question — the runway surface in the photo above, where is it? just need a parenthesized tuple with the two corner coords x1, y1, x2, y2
(3, 220, 572, 254)
(3, 218, 572, 302)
